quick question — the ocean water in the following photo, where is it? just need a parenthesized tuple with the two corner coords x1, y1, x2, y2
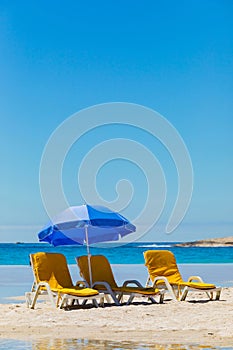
(0, 242, 233, 265)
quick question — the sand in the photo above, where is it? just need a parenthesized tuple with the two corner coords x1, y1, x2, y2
(1, 264, 233, 347)
(1, 287, 233, 347)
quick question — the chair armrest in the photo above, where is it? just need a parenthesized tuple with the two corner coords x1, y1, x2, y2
(152, 276, 170, 287)
(38, 281, 53, 291)
(92, 281, 112, 290)
(188, 276, 204, 283)
(122, 280, 143, 288)
(92, 281, 120, 305)
(152, 276, 178, 301)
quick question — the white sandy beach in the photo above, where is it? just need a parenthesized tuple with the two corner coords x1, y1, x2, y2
(1, 287, 233, 347)
(1, 264, 233, 347)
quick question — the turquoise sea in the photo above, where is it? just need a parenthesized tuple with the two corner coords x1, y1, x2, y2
(0, 242, 233, 265)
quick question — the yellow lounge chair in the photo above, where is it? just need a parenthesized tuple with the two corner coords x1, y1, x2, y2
(144, 250, 221, 301)
(77, 255, 164, 305)
(26, 252, 104, 309)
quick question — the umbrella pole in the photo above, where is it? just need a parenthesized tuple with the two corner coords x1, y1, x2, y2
(85, 226, 93, 287)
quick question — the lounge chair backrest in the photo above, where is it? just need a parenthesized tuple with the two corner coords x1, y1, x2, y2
(30, 252, 73, 289)
(77, 255, 118, 288)
(144, 250, 183, 284)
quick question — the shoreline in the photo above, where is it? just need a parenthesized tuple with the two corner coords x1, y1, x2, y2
(1, 263, 233, 304)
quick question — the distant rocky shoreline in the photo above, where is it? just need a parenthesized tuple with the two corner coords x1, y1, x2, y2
(174, 236, 233, 247)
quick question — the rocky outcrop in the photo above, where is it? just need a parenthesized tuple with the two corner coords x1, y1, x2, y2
(174, 236, 233, 247)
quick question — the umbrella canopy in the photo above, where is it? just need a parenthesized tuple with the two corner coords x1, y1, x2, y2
(38, 205, 136, 287)
(38, 204, 136, 246)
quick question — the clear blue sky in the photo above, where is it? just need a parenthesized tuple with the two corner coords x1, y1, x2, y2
(0, 1, 232, 242)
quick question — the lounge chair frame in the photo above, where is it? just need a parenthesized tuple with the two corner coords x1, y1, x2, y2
(26, 253, 104, 309)
(144, 250, 222, 302)
(77, 255, 164, 305)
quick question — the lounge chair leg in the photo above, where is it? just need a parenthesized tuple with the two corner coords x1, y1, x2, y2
(92, 299, 99, 308)
(59, 295, 67, 308)
(216, 290, 221, 300)
(47, 289, 56, 307)
(106, 290, 121, 306)
(60, 295, 78, 309)
(167, 284, 178, 301)
(112, 294, 121, 306)
(126, 294, 134, 305)
(148, 296, 156, 304)
(25, 292, 33, 308)
(180, 287, 188, 301)
(176, 287, 180, 300)
(117, 292, 124, 303)
(161, 292, 164, 303)
(99, 295, 105, 307)
(30, 288, 41, 309)
(104, 295, 111, 304)
(159, 292, 164, 304)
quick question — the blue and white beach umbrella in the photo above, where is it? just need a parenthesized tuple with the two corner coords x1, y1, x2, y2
(38, 204, 136, 286)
